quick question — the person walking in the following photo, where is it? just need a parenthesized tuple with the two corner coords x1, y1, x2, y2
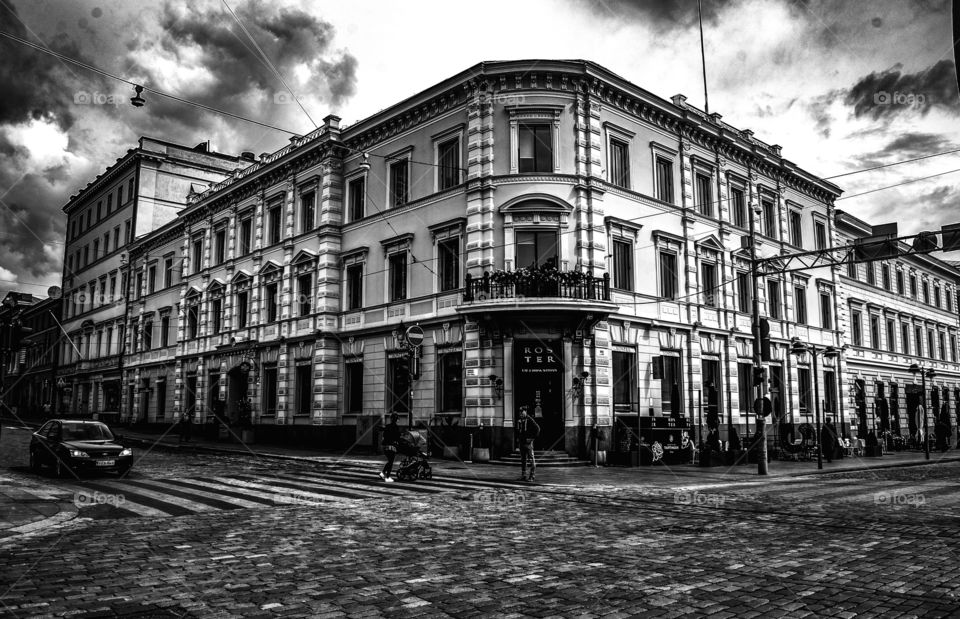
(178, 413, 193, 444)
(515, 405, 540, 482)
(380, 413, 401, 482)
(820, 419, 836, 463)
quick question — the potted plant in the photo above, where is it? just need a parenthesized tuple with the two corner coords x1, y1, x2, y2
(471, 422, 490, 463)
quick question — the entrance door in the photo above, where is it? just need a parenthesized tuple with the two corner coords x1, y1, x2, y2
(514, 340, 565, 451)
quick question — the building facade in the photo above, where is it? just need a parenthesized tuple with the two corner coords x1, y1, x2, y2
(1, 292, 62, 418)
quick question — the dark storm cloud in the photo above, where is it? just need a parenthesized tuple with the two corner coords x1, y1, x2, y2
(844, 59, 960, 120)
(853, 132, 957, 169)
(578, 0, 732, 28)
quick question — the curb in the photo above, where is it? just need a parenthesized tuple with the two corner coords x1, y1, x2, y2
(123, 436, 380, 467)
(0, 502, 79, 545)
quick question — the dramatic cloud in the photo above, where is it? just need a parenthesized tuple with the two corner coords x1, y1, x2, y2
(844, 59, 960, 120)
(575, 0, 733, 28)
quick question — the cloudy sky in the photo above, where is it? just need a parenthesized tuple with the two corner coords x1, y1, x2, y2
(0, 0, 957, 296)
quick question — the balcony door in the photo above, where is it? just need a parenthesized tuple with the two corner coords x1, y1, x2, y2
(516, 230, 558, 269)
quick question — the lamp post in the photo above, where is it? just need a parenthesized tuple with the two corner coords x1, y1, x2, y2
(908, 363, 934, 460)
(747, 200, 768, 475)
(790, 339, 840, 470)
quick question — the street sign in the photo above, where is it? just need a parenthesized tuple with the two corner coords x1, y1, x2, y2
(57, 377, 66, 388)
(405, 325, 424, 347)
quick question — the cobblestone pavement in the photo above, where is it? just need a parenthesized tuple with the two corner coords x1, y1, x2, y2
(2, 424, 960, 618)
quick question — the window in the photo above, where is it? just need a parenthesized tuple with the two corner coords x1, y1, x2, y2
(730, 186, 746, 227)
(612, 239, 634, 291)
(107, 194, 113, 213)
(437, 138, 461, 190)
(814, 221, 827, 250)
(866, 263, 875, 286)
(438, 238, 460, 292)
(97, 201, 102, 221)
(738, 362, 753, 417)
(886, 319, 896, 352)
(927, 329, 935, 358)
(910, 274, 917, 298)
(93, 240, 100, 260)
(389, 159, 409, 208)
(265, 283, 279, 322)
(655, 157, 674, 204)
(84, 245, 89, 266)
(127, 178, 134, 201)
(518, 123, 552, 173)
(147, 265, 156, 294)
(609, 139, 630, 189)
(297, 273, 312, 317)
(156, 381, 166, 419)
(819, 292, 832, 329)
(612, 351, 637, 412)
(695, 173, 712, 217)
(438, 353, 463, 412)
(295, 363, 312, 416)
(117, 184, 123, 206)
(348, 177, 365, 221)
(934, 285, 941, 308)
(239, 217, 252, 255)
(797, 367, 810, 416)
(659, 252, 678, 300)
(300, 190, 315, 232)
(789, 212, 802, 247)
(882, 264, 891, 291)
(737, 271, 752, 313)
(896, 270, 905, 295)
(261, 366, 278, 416)
(192, 237, 203, 274)
(125, 220, 131, 243)
(113, 226, 120, 250)
(236, 290, 249, 329)
(767, 280, 782, 319)
(187, 304, 199, 339)
(211, 298, 222, 334)
(516, 230, 559, 269)
(660, 355, 682, 415)
(109, 276, 116, 302)
(870, 315, 880, 348)
(346, 264, 363, 310)
(915, 326, 923, 356)
(135, 273, 142, 299)
(103, 233, 109, 255)
(823, 370, 837, 415)
(952, 335, 958, 362)
(794, 286, 807, 324)
(345, 363, 363, 414)
(922, 281, 930, 304)
(762, 199, 777, 238)
(214, 229, 226, 264)
(947, 290, 953, 312)
(143, 320, 153, 350)
(701, 262, 718, 307)
(901, 323, 910, 355)
(163, 257, 173, 288)
(388, 254, 407, 302)
(160, 315, 170, 348)
(268, 203, 282, 245)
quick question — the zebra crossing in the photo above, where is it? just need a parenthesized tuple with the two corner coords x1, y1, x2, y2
(64, 465, 532, 519)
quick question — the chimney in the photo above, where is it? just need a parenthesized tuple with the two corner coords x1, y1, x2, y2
(671, 94, 687, 108)
(709, 112, 723, 124)
(323, 114, 342, 132)
(240, 151, 256, 162)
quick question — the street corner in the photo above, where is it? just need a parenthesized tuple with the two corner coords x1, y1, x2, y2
(0, 499, 79, 544)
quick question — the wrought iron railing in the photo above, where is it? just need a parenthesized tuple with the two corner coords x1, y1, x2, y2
(463, 271, 611, 302)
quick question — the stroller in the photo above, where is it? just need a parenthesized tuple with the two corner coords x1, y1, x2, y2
(394, 430, 432, 481)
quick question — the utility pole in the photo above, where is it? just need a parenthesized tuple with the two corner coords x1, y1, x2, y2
(748, 201, 768, 475)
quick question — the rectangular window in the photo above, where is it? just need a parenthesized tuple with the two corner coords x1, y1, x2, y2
(947, 290, 953, 312)
(147, 265, 156, 294)
(612, 351, 637, 412)
(655, 156, 674, 204)
(103, 233, 109, 255)
(738, 362, 753, 416)
(814, 221, 827, 250)
(737, 271, 751, 313)
(347, 264, 363, 310)
(819, 292, 832, 329)
(389, 254, 407, 302)
(934, 285, 941, 308)
(896, 270, 905, 295)
(192, 238, 203, 274)
(135, 273, 142, 299)
(268, 204, 282, 245)
(437, 138, 461, 190)
(143, 321, 153, 350)
(240, 217, 252, 254)
(114, 226, 120, 250)
(117, 184, 123, 206)
(297, 273, 312, 317)
(345, 363, 363, 414)
(214, 229, 226, 264)
(160, 315, 170, 348)
(823, 370, 837, 415)
(701, 262, 718, 307)
(211, 299, 222, 334)
(882, 264, 891, 291)
(84, 245, 89, 266)
(952, 335, 958, 362)
(870, 315, 880, 348)
(886, 319, 896, 353)
(695, 173, 712, 217)
(516, 230, 559, 269)
(790, 212, 803, 247)
(300, 191, 315, 232)
(939, 331, 946, 358)
(609, 139, 630, 189)
(187, 305, 199, 339)
(518, 124, 552, 173)
(866, 263, 876, 285)
(612, 239, 634, 291)
(730, 186, 746, 227)
(295, 363, 312, 416)
(795, 286, 807, 324)
(348, 177, 365, 222)
(163, 257, 173, 288)
(927, 329, 935, 358)
(659, 252, 678, 300)
(237, 290, 249, 329)
(439, 353, 463, 412)
(389, 159, 409, 208)
(767, 280, 782, 319)
(128, 178, 134, 202)
(125, 220, 131, 243)
(438, 238, 460, 292)
(762, 199, 777, 238)
(261, 366, 277, 416)
(915, 326, 923, 356)
(922, 281, 930, 304)
(93, 240, 100, 260)
(660, 355, 682, 416)
(901, 323, 910, 355)
(910, 274, 917, 298)
(106, 194, 113, 213)
(156, 381, 166, 420)
(797, 367, 811, 416)
(265, 283, 279, 322)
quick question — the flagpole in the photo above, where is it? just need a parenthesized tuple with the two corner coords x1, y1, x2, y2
(698, 0, 710, 114)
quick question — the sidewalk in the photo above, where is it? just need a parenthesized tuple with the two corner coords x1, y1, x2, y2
(0, 476, 78, 541)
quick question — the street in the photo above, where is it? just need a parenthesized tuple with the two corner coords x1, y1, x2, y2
(0, 426, 959, 617)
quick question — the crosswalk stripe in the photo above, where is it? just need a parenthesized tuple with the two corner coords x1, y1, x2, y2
(207, 476, 362, 503)
(184, 477, 306, 505)
(224, 474, 385, 500)
(75, 482, 192, 517)
(117, 479, 249, 511)
(72, 488, 166, 518)
(256, 472, 413, 497)
(160, 478, 281, 507)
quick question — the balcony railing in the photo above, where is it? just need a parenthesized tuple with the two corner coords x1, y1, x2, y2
(463, 271, 611, 302)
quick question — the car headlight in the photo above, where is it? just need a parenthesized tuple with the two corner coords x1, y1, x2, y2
(69, 450, 89, 458)
(119, 448, 133, 457)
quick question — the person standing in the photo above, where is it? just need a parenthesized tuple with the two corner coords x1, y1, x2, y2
(178, 413, 193, 444)
(516, 405, 540, 482)
(821, 419, 836, 463)
(380, 413, 400, 482)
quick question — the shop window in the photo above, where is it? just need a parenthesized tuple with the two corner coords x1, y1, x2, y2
(295, 363, 312, 416)
(439, 353, 463, 412)
(659, 355, 682, 416)
(387, 357, 410, 414)
(345, 363, 363, 414)
(612, 351, 637, 412)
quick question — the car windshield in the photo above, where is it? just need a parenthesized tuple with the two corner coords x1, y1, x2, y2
(61, 423, 114, 442)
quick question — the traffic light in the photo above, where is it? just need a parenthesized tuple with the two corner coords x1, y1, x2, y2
(759, 318, 771, 362)
(752, 366, 766, 386)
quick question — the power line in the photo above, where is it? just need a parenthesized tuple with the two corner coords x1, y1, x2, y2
(836, 167, 960, 201)
(824, 148, 960, 180)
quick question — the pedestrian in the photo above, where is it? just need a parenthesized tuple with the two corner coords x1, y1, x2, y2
(178, 413, 193, 444)
(515, 405, 540, 482)
(42, 402, 51, 421)
(820, 419, 836, 463)
(379, 412, 400, 482)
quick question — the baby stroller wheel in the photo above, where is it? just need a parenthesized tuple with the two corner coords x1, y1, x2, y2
(420, 466, 432, 480)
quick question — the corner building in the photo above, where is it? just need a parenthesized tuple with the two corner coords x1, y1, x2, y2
(141, 60, 847, 458)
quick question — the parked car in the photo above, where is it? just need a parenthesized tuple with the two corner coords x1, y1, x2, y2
(29, 420, 132, 477)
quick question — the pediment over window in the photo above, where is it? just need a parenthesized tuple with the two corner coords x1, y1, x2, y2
(292, 249, 317, 266)
(185, 287, 201, 301)
(231, 270, 252, 284)
(259, 261, 282, 276)
(695, 235, 724, 253)
(207, 279, 225, 292)
(499, 194, 573, 214)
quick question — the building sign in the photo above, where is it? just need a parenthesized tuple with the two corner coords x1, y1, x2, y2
(516, 342, 562, 375)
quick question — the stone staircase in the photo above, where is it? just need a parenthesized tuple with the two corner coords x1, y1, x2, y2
(487, 450, 592, 468)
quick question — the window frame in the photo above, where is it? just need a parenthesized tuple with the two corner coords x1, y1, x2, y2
(612, 238, 635, 292)
(435, 133, 463, 192)
(794, 285, 808, 325)
(851, 310, 863, 346)
(389, 157, 410, 208)
(789, 211, 803, 247)
(659, 251, 679, 301)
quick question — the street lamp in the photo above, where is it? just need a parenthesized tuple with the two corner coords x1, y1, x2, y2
(908, 363, 935, 460)
(790, 338, 840, 469)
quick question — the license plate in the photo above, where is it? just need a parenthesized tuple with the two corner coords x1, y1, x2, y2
(96, 460, 114, 467)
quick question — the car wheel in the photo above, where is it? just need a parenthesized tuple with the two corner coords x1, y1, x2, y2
(29, 450, 41, 473)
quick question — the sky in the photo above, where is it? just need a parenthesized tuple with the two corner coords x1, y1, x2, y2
(0, 0, 958, 296)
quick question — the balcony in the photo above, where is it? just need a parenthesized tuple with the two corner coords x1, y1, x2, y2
(459, 269, 617, 319)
